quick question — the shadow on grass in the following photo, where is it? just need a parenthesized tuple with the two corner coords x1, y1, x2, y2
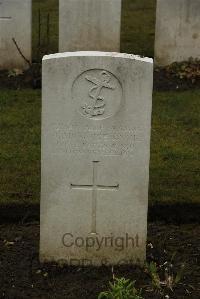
(0, 202, 200, 224)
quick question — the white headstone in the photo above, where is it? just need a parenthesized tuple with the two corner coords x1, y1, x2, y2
(40, 52, 153, 266)
(0, 0, 32, 70)
(155, 0, 200, 66)
(59, 0, 121, 52)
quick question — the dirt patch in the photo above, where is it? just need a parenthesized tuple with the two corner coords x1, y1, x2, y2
(0, 64, 41, 90)
(0, 223, 199, 298)
(153, 68, 200, 91)
(1, 65, 200, 91)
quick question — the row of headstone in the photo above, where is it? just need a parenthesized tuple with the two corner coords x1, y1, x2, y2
(1, 0, 198, 266)
(0, 0, 200, 70)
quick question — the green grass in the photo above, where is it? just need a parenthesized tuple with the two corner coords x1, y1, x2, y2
(32, 0, 156, 61)
(0, 90, 41, 205)
(121, 0, 156, 57)
(150, 90, 200, 204)
(0, 89, 199, 206)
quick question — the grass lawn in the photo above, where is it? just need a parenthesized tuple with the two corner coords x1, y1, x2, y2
(121, 0, 156, 57)
(0, 90, 41, 206)
(0, 89, 199, 206)
(32, 0, 156, 61)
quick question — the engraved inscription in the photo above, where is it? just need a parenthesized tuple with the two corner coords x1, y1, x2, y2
(72, 69, 122, 120)
(54, 125, 144, 156)
(70, 161, 119, 234)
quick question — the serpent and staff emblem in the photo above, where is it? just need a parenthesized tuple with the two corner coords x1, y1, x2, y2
(72, 69, 122, 120)
(81, 71, 116, 117)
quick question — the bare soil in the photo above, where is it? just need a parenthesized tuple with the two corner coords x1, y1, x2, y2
(0, 222, 199, 299)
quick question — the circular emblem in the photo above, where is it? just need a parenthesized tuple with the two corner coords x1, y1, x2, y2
(72, 69, 122, 120)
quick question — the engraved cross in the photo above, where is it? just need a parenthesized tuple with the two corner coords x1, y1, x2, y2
(0, 16, 11, 20)
(70, 161, 119, 234)
(0, 2, 12, 20)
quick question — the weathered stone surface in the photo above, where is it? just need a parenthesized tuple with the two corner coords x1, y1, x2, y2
(40, 52, 153, 266)
(59, 0, 121, 52)
(0, 0, 32, 70)
(155, 0, 200, 66)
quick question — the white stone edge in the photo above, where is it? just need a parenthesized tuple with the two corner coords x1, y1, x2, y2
(43, 51, 153, 63)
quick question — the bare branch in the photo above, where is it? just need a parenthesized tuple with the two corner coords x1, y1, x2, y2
(12, 37, 31, 68)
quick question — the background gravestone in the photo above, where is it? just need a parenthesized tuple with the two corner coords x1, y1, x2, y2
(40, 52, 153, 266)
(0, 0, 32, 70)
(155, 0, 200, 66)
(59, 0, 121, 52)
